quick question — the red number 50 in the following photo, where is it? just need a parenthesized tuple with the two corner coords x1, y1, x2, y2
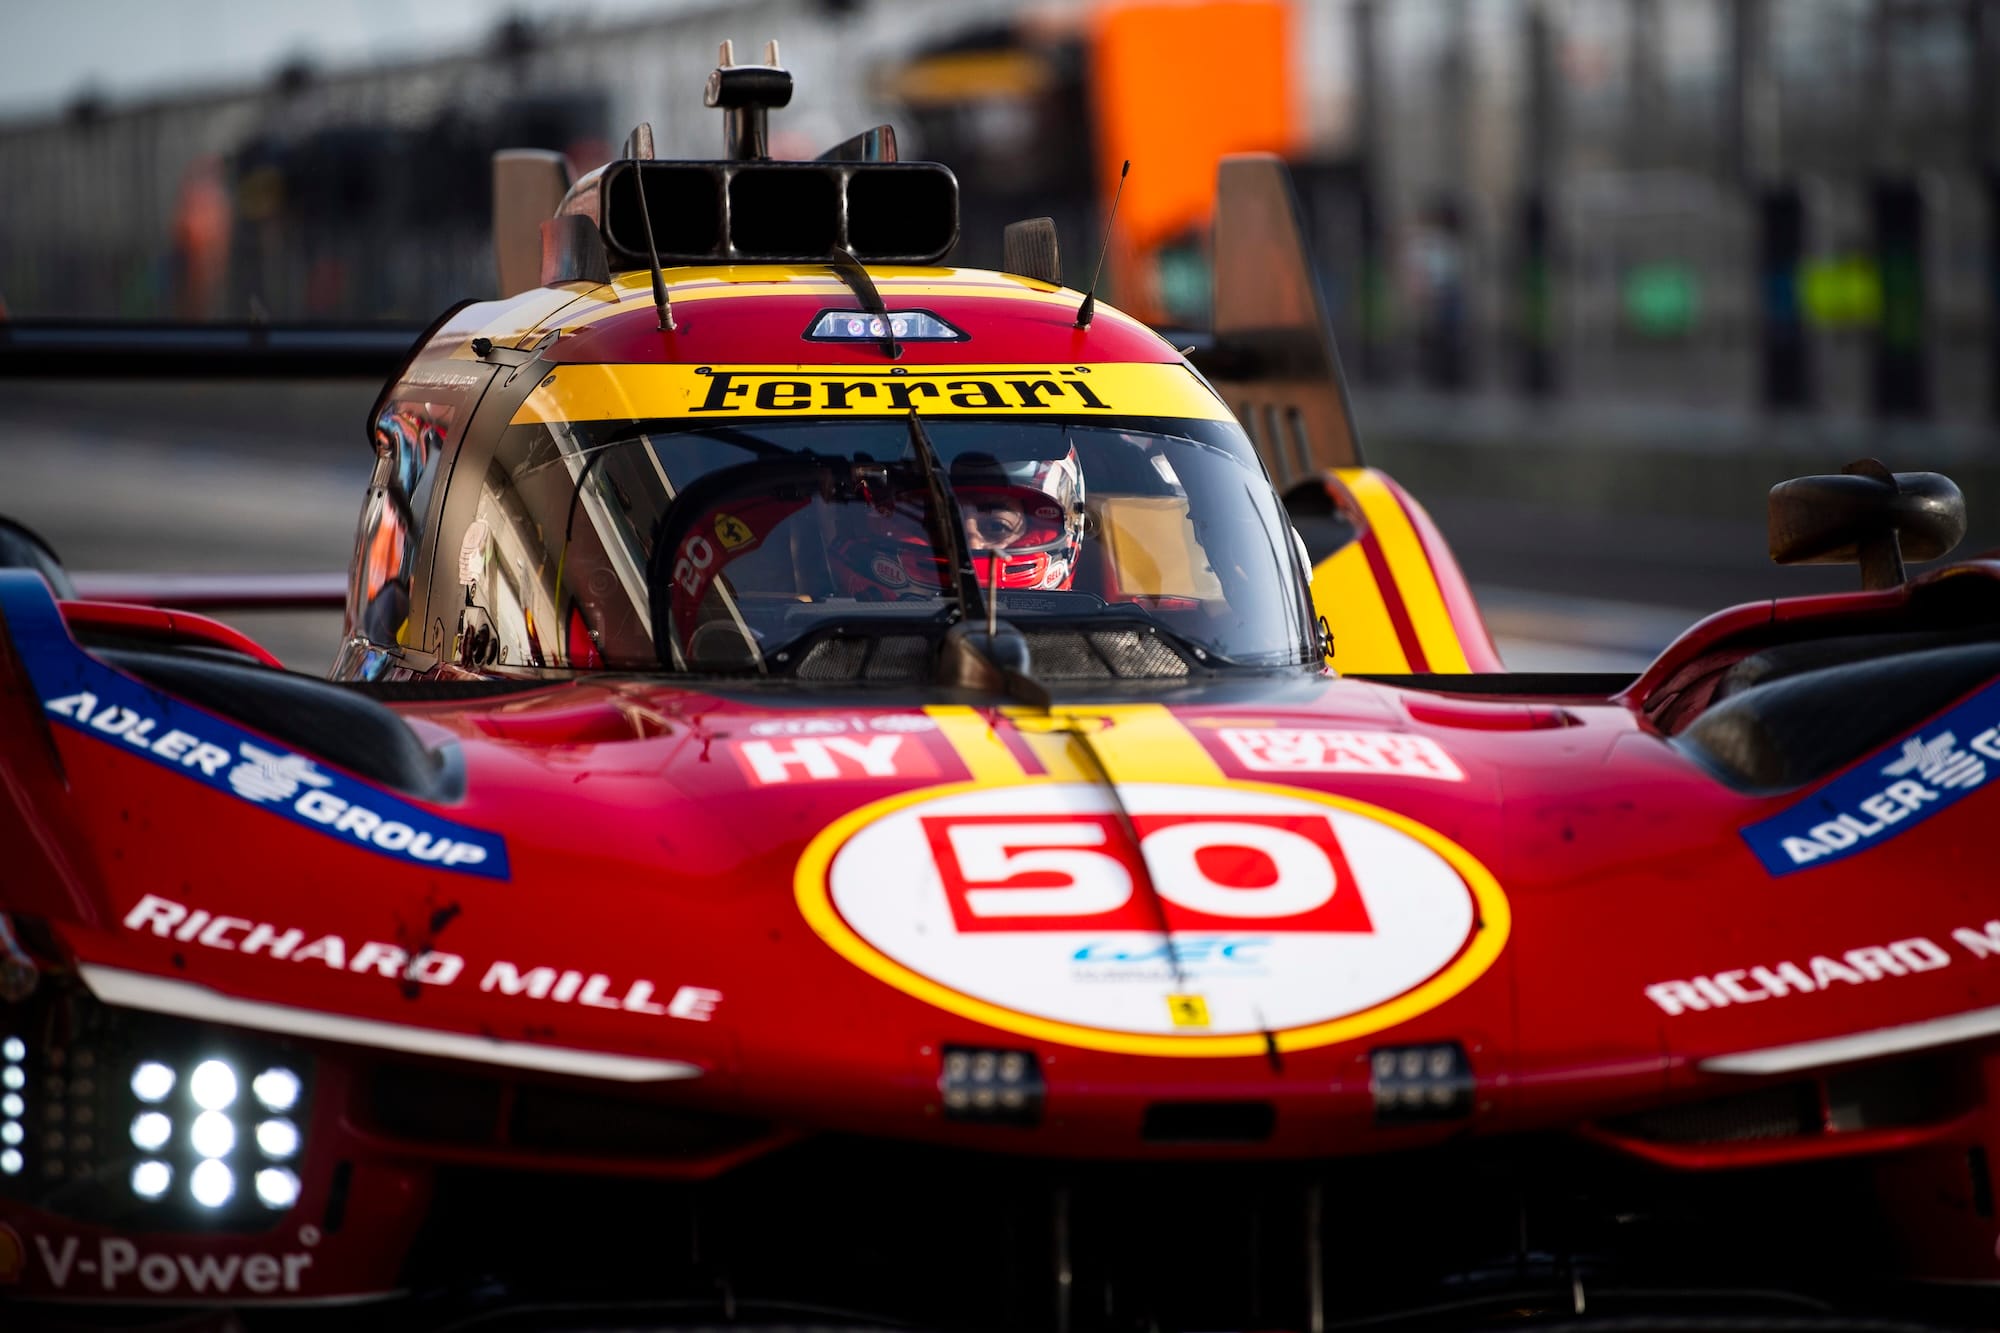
(919, 813, 1373, 935)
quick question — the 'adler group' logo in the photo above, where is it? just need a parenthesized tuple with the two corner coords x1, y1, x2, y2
(796, 782, 1508, 1056)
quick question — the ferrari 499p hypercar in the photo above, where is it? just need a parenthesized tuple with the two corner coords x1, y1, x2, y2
(2, 46, 1999, 1333)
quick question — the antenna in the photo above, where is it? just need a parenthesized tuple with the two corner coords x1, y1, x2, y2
(631, 158, 675, 332)
(1074, 159, 1129, 329)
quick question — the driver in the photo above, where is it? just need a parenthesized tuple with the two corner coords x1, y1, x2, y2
(828, 448, 1085, 600)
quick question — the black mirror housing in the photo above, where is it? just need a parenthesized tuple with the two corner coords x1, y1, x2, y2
(1768, 459, 1966, 590)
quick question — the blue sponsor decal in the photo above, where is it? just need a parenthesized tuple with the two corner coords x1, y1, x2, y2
(0, 572, 508, 879)
(1740, 676, 2000, 876)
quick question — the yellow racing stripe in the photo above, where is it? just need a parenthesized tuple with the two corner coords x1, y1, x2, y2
(1308, 540, 1410, 674)
(925, 706, 1030, 784)
(1337, 468, 1472, 673)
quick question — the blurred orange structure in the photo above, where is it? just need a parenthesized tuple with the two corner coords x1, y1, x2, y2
(1086, 1, 1300, 322)
(882, 0, 1299, 327)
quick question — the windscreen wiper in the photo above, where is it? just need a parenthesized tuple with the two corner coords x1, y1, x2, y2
(904, 408, 985, 626)
(903, 409, 1047, 705)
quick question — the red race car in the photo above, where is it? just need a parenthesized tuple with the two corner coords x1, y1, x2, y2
(1, 45, 1998, 1333)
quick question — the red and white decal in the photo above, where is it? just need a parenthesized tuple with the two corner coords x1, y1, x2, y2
(746, 714, 936, 738)
(1218, 728, 1464, 782)
(826, 784, 1479, 1037)
(734, 734, 938, 786)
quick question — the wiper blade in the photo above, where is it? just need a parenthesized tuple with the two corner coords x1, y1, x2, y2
(829, 246, 900, 358)
(902, 409, 1048, 706)
(903, 408, 986, 628)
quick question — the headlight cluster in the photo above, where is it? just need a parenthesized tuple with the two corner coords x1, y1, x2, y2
(0, 998, 312, 1230)
(2, 1035, 26, 1177)
(938, 1045, 1044, 1125)
(1368, 1041, 1475, 1124)
(0, 1030, 105, 1187)
(127, 1056, 304, 1212)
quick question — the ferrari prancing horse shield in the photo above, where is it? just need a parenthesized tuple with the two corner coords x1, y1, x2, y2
(797, 783, 1509, 1055)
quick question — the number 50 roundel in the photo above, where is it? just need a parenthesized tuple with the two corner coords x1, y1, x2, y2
(794, 782, 1509, 1056)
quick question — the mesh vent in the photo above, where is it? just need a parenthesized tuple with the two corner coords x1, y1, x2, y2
(1607, 1083, 1818, 1145)
(864, 636, 932, 681)
(1091, 630, 1191, 678)
(793, 629, 1192, 682)
(1023, 631, 1113, 679)
(797, 638, 867, 681)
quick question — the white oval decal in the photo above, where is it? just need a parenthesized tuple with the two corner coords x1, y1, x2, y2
(820, 783, 1493, 1041)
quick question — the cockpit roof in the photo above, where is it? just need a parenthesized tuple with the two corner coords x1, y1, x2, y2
(439, 265, 1185, 369)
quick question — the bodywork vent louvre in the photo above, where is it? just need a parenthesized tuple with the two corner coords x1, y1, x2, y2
(1606, 1083, 1819, 1145)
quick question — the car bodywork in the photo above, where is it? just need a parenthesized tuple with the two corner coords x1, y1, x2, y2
(2, 52, 2000, 1333)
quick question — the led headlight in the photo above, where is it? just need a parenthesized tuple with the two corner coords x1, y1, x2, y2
(189, 1158, 233, 1208)
(189, 1060, 237, 1111)
(130, 1159, 172, 1200)
(254, 1167, 300, 1210)
(255, 1118, 299, 1160)
(190, 1110, 235, 1158)
(1368, 1041, 1476, 1124)
(121, 1059, 309, 1212)
(938, 1046, 1044, 1125)
(130, 1061, 175, 1103)
(130, 1111, 172, 1152)
(1, 1032, 23, 1179)
(252, 1068, 301, 1113)
(0, 995, 313, 1226)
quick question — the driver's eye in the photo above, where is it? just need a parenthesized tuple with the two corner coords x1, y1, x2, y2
(966, 504, 1026, 549)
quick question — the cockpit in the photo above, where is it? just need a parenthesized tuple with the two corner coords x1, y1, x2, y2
(450, 407, 1318, 680)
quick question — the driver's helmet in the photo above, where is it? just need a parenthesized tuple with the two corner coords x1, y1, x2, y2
(828, 447, 1086, 599)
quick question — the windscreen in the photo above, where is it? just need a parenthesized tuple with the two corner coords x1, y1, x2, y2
(454, 414, 1315, 675)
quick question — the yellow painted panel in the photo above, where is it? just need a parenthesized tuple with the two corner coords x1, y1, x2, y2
(511, 362, 1229, 425)
(1338, 469, 1471, 673)
(1309, 539, 1408, 674)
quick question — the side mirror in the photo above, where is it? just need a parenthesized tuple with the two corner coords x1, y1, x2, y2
(1768, 459, 1965, 591)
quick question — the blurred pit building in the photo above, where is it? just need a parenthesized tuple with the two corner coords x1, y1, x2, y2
(0, 0, 1995, 433)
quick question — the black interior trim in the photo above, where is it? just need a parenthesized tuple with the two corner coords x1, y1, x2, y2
(1351, 672, 1636, 697)
(1677, 643, 2000, 792)
(100, 649, 463, 802)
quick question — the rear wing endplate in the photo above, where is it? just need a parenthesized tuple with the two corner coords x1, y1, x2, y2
(1195, 153, 1364, 478)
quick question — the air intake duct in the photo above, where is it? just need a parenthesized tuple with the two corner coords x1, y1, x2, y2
(599, 160, 959, 267)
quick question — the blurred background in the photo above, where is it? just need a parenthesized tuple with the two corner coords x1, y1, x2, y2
(1, 0, 1996, 670)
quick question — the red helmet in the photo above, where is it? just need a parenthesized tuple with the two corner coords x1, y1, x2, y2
(830, 447, 1085, 599)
